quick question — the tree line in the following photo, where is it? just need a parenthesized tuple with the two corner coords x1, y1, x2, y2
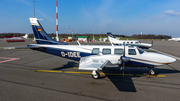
(0, 33, 171, 39)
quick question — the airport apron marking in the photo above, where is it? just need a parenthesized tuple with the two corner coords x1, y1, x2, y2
(36, 70, 166, 77)
(0, 57, 19, 64)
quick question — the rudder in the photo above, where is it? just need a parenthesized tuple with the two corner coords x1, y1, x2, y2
(29, 18, 68, 45)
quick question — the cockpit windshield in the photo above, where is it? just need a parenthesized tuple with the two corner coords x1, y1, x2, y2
(135, 41, 141, 44)
(137, 47, 144, 54)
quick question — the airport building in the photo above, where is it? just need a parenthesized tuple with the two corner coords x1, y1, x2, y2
(76, 36, 88, 42)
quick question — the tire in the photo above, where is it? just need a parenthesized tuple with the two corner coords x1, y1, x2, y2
(149, 69, 156, 75)
(92, 72, 100, 79)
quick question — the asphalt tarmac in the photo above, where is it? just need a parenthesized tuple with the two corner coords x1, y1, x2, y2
(0, 39, 180, 101)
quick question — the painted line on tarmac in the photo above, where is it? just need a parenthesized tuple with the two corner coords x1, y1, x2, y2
(73, 67, 78, 69)
(149, 48, 180, 61)
(0, 57, 19, 64)
(36, 70, 166, 77)
(65, 71, 92, 74)
(36, 70, 62, 73)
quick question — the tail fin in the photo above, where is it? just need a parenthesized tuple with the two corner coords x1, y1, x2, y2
(107, 32, 115, 38)
(107, 32, 119, 44)
(22, 34, 28, 39)
(29, 18, 68, 45)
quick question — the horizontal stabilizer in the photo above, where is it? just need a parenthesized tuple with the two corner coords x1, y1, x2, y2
(1, 47, 30, 50)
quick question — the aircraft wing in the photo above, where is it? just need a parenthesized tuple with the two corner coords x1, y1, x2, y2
(79, 56, 109, 70)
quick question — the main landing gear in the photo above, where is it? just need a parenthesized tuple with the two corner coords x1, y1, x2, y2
(148, 68, 157, 77)
(92, 70, 100, 79)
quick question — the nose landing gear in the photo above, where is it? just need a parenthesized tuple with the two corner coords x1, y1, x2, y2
(148, 68, 157, 77)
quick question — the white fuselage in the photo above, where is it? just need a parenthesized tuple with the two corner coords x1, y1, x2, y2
(168, 37, 180, 42)
(28, 44, 176, 67)
(108, 36, 153, 49)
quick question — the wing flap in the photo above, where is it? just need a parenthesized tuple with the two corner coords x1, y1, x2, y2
(79, 56, 109, 70)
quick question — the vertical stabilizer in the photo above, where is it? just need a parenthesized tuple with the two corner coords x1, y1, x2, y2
(29, 18, 68, 45)
(107, 32, 119, 44)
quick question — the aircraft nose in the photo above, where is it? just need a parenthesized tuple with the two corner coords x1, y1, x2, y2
(168, 57, 176, 63)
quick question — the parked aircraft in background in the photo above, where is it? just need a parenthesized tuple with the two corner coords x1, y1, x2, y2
(26, 17, 176, 79)
(22, 34, 29, 39)
(3, 34, 29, 42)
(168, 37, 180, 42)
(107, 32, 153, 49)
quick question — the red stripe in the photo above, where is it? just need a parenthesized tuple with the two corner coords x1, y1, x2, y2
(56, 13, 58, 19)
(56, 0, 58, 7)
(56, 25, 58, 31)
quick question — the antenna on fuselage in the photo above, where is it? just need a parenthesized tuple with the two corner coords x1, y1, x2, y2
(77, 41, 81, 46)
(110, 42, 114, 46)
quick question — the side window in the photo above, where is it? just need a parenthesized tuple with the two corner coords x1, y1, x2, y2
(131, 42, 133, 44)
(103, 49, 111, 54)
(114, 48, 123, 55)
(128, 49, 136, 55)
(127, 42, 129, 44)
(92, 48, 99, 54)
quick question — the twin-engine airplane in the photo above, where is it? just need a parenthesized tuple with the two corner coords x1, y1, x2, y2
(107, 32, 153, 49)
(28, 17, 176, 79)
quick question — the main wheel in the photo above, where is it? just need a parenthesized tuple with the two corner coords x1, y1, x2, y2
(92, 71, 100, 79)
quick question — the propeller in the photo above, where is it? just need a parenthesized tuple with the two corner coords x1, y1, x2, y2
(151, 40, 154, 47)
(118, 43, 130, 77)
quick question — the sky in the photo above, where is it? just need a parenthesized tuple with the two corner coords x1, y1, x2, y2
(0, 0, 180, 37)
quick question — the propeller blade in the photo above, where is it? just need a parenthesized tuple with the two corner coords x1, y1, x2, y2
(123, 43, 125, 57)
(123, 62, 125, 77)
(122, 43, 125, 77)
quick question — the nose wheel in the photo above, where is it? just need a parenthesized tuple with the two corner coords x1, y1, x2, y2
(92, 71, 100, 79)
(149, 69, 156, 77)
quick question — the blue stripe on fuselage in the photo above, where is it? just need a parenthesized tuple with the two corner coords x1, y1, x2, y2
(46, 47, 95, 61)
(124, 60, 154, 67)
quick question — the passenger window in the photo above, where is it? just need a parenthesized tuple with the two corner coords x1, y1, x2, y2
(128, 49, 136, 55)
(92, 48, 99, 54)
(103, 49, 111, 54)
(127, 42, 129, 43)
(135, 42, 138, 44)
(114, 49, 123, 55)
(131, 42, 133, 44)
